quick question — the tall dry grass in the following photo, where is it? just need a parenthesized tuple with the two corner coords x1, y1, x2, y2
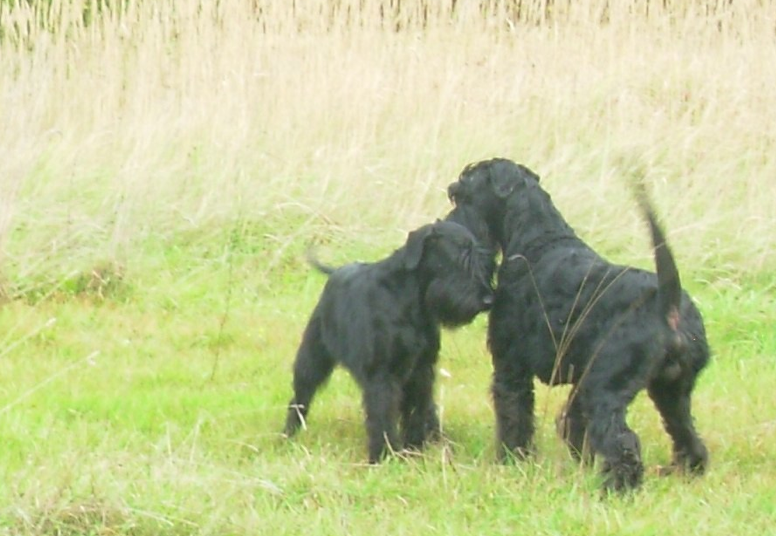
(1, 0, 774, 291)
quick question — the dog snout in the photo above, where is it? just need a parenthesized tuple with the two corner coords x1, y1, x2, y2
(447, 182, 460, 203)
(481, 291, 494, 310)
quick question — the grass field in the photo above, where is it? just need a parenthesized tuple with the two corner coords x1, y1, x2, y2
(1, 1, 775, 534)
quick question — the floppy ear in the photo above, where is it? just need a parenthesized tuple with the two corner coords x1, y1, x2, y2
(403, 225, 435, 270)
(519, 164, 541, 183)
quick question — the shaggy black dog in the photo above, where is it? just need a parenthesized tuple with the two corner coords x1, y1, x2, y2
(284, 220, 495, 463)
(447, 158, 710, 492)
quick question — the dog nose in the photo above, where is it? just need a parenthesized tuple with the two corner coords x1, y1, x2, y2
(447, 183, 459, 201)
(482, 293, 494, 309)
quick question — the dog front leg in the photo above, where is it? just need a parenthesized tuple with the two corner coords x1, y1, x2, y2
(401, 362, 439, 449)
(556, 389, 593, 465)
(491, 357, 536, 461)
(363, 375, 402, 463)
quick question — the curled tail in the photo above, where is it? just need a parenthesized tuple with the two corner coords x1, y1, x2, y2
(306, 248, 337, 276)
(633, 185, 682, 332)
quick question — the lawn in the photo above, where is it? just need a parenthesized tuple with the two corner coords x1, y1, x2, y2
(1, 1, 775, 534)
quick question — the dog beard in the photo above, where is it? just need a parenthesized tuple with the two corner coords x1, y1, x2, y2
(424, 276, 490, 327)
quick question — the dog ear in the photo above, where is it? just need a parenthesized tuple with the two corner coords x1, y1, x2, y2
(519, 164, 541, 183)
(403, 225, 435, 270)
(490, 161, 540, 198)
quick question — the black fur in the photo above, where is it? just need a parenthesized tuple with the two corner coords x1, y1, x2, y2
(447, 158, 710, 492)
(284, 220, 494, 463)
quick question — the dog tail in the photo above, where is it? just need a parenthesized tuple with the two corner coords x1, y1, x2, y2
(633, 185, 682, 332)
(305, 248, 337, 276)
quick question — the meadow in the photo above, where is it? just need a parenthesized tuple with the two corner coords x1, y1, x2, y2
(1, 0, 775, 534)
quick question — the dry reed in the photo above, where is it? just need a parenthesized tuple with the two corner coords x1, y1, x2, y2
(1, 0, 774, 288)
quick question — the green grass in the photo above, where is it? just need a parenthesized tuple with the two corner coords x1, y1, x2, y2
(0, 251, 774, 535)
(2, 1, 776, 534)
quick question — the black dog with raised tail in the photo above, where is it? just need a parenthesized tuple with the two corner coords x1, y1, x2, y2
(447, 158, 709, 492)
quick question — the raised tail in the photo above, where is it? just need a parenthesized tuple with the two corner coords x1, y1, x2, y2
(306, 248, 337, 276)
(633, 184, 682, 331)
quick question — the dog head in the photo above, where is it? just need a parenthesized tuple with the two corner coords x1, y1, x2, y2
(403, 220, 494, 327)
(447, 158, 540, 247)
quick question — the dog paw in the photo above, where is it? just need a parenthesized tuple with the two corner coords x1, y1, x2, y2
(673, 442, 709, 475)
(497, 444, 535, 464)
(601, 460, 644, 494)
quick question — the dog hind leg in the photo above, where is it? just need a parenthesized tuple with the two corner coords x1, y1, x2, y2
(648, 376, 708, 474)
(284, 319, 335, 437)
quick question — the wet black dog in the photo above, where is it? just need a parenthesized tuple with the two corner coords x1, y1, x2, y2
(284, 220, 494, 463)
(447, 158, 710, 492)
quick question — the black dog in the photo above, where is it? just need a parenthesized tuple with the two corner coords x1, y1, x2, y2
(447, 158, 710, 492)
(284, 220, 495, 463)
